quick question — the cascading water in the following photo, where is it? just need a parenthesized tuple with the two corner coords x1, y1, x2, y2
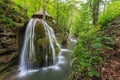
(19, 18, 60, 72)
(19, 19, 36, 71)
(68, 28, 77, 43)
(40, 20, 60, 64)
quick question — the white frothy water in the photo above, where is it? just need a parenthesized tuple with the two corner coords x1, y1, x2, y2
(18, 48, 71, 77)
(19, 19, 37, 71)
(40, 19, 61, 64)
(19, 18, 60, 73)
(70, 37, 77, 43)
(68, 27, 77, 43)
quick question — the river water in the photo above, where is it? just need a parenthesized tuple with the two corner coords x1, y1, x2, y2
(15, 41, 75, 80)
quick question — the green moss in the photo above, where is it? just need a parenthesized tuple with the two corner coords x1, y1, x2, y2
(46, 20, 55, 28)
(33, 21, 48, 65)
(35, 21, 46, 38)
(30, 20, 60, 66)
(54, 43, 60, 54)
(0, 17, 15, 27)
(0, 0, 27, 27)
(98, 1, 120, 27)
(37, 38, 49, 49)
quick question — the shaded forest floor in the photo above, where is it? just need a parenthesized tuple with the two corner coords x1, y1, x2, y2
(100, 49, 120, 80)
(99, 16, 120, 80)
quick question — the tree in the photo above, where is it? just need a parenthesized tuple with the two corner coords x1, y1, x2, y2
(42, 0, 46, 20)
(89, 0, 102, 26)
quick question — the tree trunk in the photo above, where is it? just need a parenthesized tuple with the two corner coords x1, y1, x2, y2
(42, 0, 46, 20)
(91, 0, 101, 26)
(56, 2, 59, 25)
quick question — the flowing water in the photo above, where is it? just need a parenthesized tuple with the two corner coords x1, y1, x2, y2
(68, 28, 77, 43)
(19, 18, 60, 72)
(16, 18, 76, 80)
(16, 43, 75, 80)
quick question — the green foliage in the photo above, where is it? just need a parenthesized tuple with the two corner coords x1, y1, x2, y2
(47, 0, 76, 37)
(0, 0, 27, 27)
(69, 2, 105, 79)
(0, 17, 15, 27)
(12, 0, 77, 38)
(71, 26, 105, 79)
(98, 1, 120, 26)
(12, 0, 42, 17)
(71, 3, 91, 36)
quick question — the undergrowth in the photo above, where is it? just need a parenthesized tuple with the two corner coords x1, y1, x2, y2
(69, 26, 112, 80)
(98, 1, 120, 27)
(0, 0, 27, 27)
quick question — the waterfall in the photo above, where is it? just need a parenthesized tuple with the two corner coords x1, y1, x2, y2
(19, 18, 60, 72)
(68, 28, 77, 43)
(40, 20, 60, 64)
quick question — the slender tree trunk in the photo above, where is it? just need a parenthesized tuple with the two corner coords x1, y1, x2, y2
(42, 0, 46, 20)
(91, 0, 101, 26)
(56, 2, 59, 25)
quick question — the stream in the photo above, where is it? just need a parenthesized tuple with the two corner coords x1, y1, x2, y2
(14, 18, 76, 80)
(15, 41, 75, 80)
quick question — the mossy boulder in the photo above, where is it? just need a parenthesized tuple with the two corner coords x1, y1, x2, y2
(33, 20, 50, 67)
(29, 20, 60, 67)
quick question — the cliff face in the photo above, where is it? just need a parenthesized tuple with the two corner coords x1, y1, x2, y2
(0, 27, 17, 71)
(0, 0, 28, 79)
(100, 16, 120, 80)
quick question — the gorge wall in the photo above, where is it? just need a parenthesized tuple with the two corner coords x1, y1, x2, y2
(0, 0, 27, 79)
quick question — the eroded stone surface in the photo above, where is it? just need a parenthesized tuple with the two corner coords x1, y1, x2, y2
(0, 27, 17, 72)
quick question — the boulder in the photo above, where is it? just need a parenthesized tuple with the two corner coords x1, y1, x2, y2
(33, 20, 49, 66)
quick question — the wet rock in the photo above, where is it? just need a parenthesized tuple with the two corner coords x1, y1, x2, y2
(0, 49, 7, 54)
(0, 0, 28, 79)
(0, 26, 18, 76)
(0, 44, 2, 49)
(0, 28, 4, 33)
(34, 20, 48, 66)
(0, 33, 16, 37)
(0, 48, 16, 55)
(23, 20, 60, 67)
(1, 38, 16, 45)
(37, 38, 49, 50)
